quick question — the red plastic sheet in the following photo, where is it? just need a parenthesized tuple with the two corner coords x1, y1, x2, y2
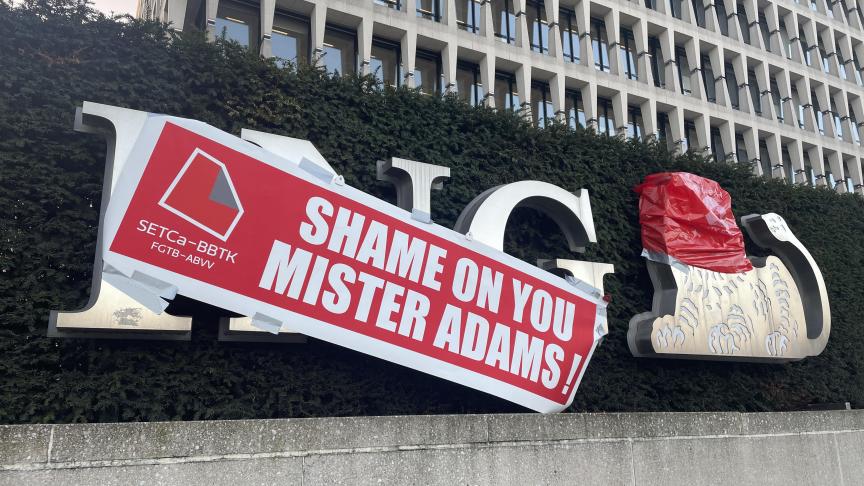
(634, 172, 753, 274)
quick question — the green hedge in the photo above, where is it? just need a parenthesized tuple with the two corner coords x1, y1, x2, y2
(2, 0, 863, 423)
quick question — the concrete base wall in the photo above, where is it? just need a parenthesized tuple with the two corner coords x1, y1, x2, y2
(2, 410, 863, 485)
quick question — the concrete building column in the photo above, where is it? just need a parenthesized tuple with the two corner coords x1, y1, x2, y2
(776, 69, 794, 128)
(605, 10, 621, 76)
(613, 91, 628, 137)
(754, 61, 773, 120)
(827, 151, 846, 192)
(442, 41, 458, 94)
(786, 139, 807, 183)
(837, 34, 855, 81)
(545, 0, 562, 59)
(443, 0, 457, 26)
(669, 107, 686, 153)
(576, 0, 593, 69)
(848, 0, 863, 30)
(259, 0, 275, 58)
(833, 90, 852, 143)
(401, 30, 418, 88)
(551, 73, 566, 122)
(808, 145, 828, 187)
(684, 38, 703, 101)
(695, 115, 711, 155)
(850, 96, 864, 142)
(581, 82, 598, 131)
(763, 2, 779, 56)
(742, 0, 759, 50)
(480, 54, 496, 107)
(641, 98, 658, 139)
(814, 83, 835, 138)
(801, 19, 820, 69)
(820, 27, 840, 78)
(480, 0, 494, 39)
(743, 127, 759, 175)
(660, 29, 678, 94)
(205, 0, 220, 41)
(515, 64, 532, 119)
(766, 133, 782, 179)
(514, 0, 531, 50)
(311, 4, 327, 67)
(731, 54, 751, 113)
(785, 12, 804, 65)
(633, 18, 650, 86)
(358, 17, 373, 75)
(851, 157, 864, 195)
(796, 77, 816, 132)
(166, 0, 187, 31)
(719, 121, 735, 161)
(709, 46, 728, 107)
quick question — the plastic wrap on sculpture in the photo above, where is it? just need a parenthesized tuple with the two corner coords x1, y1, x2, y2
(628, 173, 831, 362)
(634, 172, 753, 274)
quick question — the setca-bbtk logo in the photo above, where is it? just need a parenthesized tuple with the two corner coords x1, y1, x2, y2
(158, 148, 244, 241)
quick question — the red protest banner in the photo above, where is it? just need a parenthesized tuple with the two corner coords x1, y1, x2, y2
(103, 118, 605, 412)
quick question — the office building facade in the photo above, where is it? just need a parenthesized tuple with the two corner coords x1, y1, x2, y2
(139, 0, 864, 193)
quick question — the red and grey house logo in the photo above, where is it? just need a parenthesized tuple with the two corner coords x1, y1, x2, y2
(158, 148, 244, 241)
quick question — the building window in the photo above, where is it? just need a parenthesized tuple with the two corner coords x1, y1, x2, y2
(692, 0, 706, 28)
(725, 63, 739, 109)
(532, 82, 554, 127)
(736, 4, 750, 45)
(676, 47, 691, 95)
(415, 49, 442, 95)
(748, 70, 761, 114)
(838, 49, 848, 80)
(620, 28, 638, 80)
(645, 0, 659, 11)
(272, 12, 309, 67)
(849, 103, 861, 144)
(495, 72, 520, 111)
(799, 27, 812, 66)
(658, 112, 671, 143)
(592, 18, 611, 73)
(627, 106, 644, 139)
(758, 13, 770, 50)
(597, 97, 616, 136)
(710, 126, 724, 161)
(456, 61, 483, 106)
(323, 25, 357, 76)
(561, 8, 580, 63)
(759, 139, 771, 178)
(779, 24, 792, 59)
(735, 133, 748, 163)
(370, 38, 401, 87)
(684, 120, 698, 152)
(812, 90, 824, 134)
(819, 44, 831, 74)
(770, 78, 783, 122)
(669, 0, 683, 19)
(565, 89, 586, 128)
(456, 0, 482, 33)
(374, 0, 401, 11)
(701, 55, 716, 103)
(527, 1, 550, 54)
(215, 0, 259, 50)
(649, 37, 664, 88)
(715, 2, 728, 36)
(793, 86, 804, 128)
(853, 52, 863, 85)
(493, 0, 517, 45)
(782, 147, 794, 183)
(831, 100, 843, 139)
(804, 155, 816, 186)
(417, 0, 440, 21)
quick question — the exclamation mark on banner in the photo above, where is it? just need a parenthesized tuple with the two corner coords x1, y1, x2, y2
(560, 353, 584, 395)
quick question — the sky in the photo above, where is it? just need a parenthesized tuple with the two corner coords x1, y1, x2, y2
(91, 0, 137, 15)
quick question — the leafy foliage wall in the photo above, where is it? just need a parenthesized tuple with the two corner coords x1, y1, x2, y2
(2, 0, 863, 423)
